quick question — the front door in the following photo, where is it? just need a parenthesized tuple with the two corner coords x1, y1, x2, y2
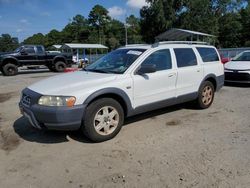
(18, 46, 38, 65)
(132, 49, 177, 108)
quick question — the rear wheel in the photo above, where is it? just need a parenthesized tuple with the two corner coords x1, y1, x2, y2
(196, 81, 215, 109)
(2, 63, 18, 76)
(82, 98, 124, 142)
(54, 61, 66, 72)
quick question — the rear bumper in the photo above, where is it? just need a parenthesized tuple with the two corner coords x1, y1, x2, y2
(19, 101, 86, 131)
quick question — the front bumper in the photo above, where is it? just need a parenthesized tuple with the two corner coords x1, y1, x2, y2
(225, 71, 250, 83)
(19, 88, 86, 131)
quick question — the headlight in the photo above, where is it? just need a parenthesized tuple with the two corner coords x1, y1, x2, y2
(38, 96, 76, 107)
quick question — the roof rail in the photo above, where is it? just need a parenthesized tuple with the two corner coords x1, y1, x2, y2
(152, 41, 209, 48)
(125, 44, 149, 47)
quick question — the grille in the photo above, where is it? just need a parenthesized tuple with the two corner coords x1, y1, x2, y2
(225, 72, 250, 81)
(22, 94, 31, 107)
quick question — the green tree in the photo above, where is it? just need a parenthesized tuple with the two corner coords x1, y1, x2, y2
(178, 0, 219, 36)
(88, 5, 111, 44)
(140, 0, 185, 43)
(0, 34, 19, 52)
(126, 15, 143, 44)
(240, 4, 250, 46)
(23, 33, 46, 46)
(46, 29, 62, 47)
(106, 19, 125, 49)
(218, 12, 242, 47)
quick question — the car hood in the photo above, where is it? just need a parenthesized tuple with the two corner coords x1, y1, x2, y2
(28, 71, 118, 95)
(225, 61, 250, 70)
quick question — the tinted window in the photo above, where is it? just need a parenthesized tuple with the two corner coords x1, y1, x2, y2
(36, 46, 44, 54)
(25, 47, 35, 54)
(174, 48, 197, 68)
(141, 49, 172, 71)
(233, 52, 250, 61)
(196, 47, 219, 62)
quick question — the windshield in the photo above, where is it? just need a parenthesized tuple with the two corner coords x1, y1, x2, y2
(85, 48, 146, 74)
(232, 52, 250, 61)
(14, 47, 22, 53)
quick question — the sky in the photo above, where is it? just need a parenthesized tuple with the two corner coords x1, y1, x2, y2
(0, 0, 149, 42)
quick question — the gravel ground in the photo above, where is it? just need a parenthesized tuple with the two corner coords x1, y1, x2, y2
(0, 70, 250, 188)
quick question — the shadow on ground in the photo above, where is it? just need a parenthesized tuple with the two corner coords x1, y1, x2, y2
(0, 69, 52, 77)
(13, 117, 93, 144)
(13, 103, 191, 144)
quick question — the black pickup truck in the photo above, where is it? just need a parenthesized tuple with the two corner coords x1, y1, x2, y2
(0, 45, 73, 76)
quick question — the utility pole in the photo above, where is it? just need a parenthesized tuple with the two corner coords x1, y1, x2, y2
(125, 24, 128, 45)
(124, 23, 130, 46)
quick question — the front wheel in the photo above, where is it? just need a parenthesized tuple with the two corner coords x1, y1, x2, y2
(2, 63, 18, 76)
(196, 81, 215, 109)
(82, 98, 124, 142)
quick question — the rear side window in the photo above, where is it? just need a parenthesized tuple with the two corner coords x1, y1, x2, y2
(174, 48, 197, 67)
(196, 47, 219, 62)
(141, 49, 172, 71)
(36, 46, 44, 54)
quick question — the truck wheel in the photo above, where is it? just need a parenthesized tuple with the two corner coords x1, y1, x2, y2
(54, 61, 66, 72)
(0, 67, 4, 75)
(82, 98, 124, 142)
(2, 63, 18, 76)
(47, 65, 56, 72)
(196, 81, 215, 109)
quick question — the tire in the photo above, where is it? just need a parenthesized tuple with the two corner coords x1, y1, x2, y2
(47, 65, 56, 72)
(54, 61, 66, 72)
(82, 98, 124, 142)
(0, 67, 4, 75)
(196, 81, 215, 109)
(2, 63, 18, 76)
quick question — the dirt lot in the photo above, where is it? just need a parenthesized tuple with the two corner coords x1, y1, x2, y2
(0, 70, 250, 188)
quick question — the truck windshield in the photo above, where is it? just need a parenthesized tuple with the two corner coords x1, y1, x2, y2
(14, 47, 22, 53)
(85, 49, 146, 74)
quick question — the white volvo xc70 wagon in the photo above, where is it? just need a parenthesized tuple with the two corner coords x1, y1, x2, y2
(19, 41, 224, 142)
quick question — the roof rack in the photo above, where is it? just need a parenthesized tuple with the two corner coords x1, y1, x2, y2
(152, 41, 209, 48)
(125, 44, 149, 47)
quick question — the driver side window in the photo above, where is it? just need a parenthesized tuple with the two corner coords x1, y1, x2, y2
(141, 49, 172, 71)
(24, 47, 35, 54)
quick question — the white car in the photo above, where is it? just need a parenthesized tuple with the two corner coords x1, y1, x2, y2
(19, 41, 224, 142)
(224, 51, 250, 83)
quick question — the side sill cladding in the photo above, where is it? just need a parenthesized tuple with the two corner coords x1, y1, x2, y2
(83, 87, 133, 117)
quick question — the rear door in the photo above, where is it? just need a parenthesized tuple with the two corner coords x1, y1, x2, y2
(132, 49, 177, 108)
(36, 46, 47, 65)
(174, 48, 203, 96)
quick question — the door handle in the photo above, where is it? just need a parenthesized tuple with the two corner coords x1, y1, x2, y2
(168, 73, 176, 77)
(197, 69, 201, 73)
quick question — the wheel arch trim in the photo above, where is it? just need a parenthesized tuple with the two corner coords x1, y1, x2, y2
(83, 87, 133, 117)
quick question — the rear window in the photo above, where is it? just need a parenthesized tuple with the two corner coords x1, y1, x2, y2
(174, 48, 197, 68)
(196, 47, 219, 62)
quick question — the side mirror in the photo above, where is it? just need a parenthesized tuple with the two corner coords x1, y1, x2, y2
(137, 64, 157, 75)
